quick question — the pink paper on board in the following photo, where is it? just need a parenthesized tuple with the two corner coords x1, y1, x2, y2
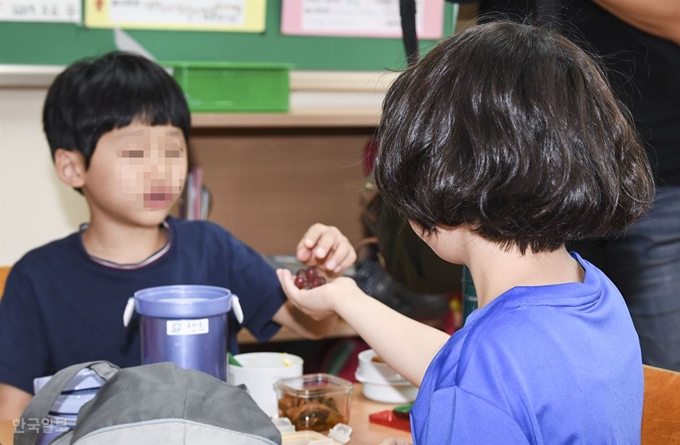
(281, 0, 445, 39)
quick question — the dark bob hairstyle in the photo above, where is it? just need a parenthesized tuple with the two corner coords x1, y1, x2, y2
(374, 21, 654, 254)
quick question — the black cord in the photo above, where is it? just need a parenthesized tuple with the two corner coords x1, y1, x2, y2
(400, 0, 419, 67)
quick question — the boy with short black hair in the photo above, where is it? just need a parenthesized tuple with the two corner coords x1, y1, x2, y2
(277, 21, 654, 444)
(0, 52, 356, 418)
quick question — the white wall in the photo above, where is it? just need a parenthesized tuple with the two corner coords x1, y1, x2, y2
(0, 87, 90, 265)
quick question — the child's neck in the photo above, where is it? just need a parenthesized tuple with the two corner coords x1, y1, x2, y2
(467, 241, 585, 309)
(81, 213, 168, 265)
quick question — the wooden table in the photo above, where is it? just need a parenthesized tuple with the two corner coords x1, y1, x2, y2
(342, 385, 413, 445)
(0, 384, 412, 445)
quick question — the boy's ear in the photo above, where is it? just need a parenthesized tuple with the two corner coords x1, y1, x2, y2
(54, 148, 87, 189)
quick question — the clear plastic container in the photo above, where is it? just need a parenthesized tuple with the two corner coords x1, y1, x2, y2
(275, 373, 353, 432)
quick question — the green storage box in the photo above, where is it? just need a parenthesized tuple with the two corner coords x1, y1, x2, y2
(163, 62, 292, 112)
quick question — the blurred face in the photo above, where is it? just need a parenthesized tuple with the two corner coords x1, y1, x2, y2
(83, 121, 188, 226)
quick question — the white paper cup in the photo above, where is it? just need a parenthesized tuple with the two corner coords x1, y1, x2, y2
(227, 352, 303, 418)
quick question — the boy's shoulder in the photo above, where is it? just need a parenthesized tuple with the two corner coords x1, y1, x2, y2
(169, 216, 225, 234)
(11, 218, 239, 262)
(12, 230, 82, 273)
(9, 219, 227, 275)
(167, 217, 262, 261)
(167, 216, 238, 245)
(9, 218, 256, 280)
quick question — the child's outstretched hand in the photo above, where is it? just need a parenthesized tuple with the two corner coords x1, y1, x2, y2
(276, 268, 359, 321)
(296, 224, 356, 276)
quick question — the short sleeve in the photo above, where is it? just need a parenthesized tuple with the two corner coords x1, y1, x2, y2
(414, 386, 532, 445)
(0, 266, 51, 394)
(223, 233, 287, 342)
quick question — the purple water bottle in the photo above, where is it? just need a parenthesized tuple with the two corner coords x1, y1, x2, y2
(123, 285, 244, 381)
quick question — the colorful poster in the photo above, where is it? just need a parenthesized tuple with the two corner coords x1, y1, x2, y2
(85, 0, 266, 32)
(0, 0, 81, 23)
(281, 0, 444, 39)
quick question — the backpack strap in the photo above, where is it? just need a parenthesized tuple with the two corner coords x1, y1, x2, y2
(15, 361, 120, 445)
(45, 430, 74, 445)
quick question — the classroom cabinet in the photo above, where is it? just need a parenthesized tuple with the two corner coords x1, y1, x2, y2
(190, 111, 377, 255)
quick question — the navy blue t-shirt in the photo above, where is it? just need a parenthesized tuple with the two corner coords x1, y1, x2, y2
(411, 253, 643, 444)
(0, 217, 287, 393)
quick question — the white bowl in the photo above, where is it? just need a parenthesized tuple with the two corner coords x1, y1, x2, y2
(356, 349, 406, 383)
(355, 372, 418, 404)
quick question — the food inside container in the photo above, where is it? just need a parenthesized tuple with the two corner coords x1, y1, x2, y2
(275, 373, 353, 432)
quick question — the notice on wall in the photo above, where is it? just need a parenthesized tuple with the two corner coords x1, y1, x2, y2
(0, 0, 81, 23)
(85, 0, 266, 32)
(281, 0, 444, 39)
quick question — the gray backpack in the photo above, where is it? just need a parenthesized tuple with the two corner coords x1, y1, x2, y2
(16, 361, 282, 445)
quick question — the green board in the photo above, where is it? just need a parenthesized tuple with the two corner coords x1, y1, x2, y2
(0, 0, 455, 71)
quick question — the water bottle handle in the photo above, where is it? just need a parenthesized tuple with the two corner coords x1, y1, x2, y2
(123, 294, 243, 325)
(232, 295, 244, 324)
(123, 297, 135, 327)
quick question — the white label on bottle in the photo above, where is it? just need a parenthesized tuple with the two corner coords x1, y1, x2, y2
(166, 319, 209, 336)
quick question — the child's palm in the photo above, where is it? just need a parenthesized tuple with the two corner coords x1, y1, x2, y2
(276, 269, 357, 320)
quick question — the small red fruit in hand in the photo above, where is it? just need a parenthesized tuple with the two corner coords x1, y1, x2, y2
(294, 267, 325, 289)
(305, 267, 319, 280)
(294, 270, 308, 289)
(310, 276, 326, 288)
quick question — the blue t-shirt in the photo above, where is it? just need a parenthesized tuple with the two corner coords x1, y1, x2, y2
(0, 217, 287, 394)
(411, 253, 643, 444)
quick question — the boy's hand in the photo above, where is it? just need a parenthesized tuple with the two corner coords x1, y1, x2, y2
(296, 224, 356, 275)
(276, 268, 359, 321)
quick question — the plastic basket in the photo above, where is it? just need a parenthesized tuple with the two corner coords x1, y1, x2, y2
(163, 61, 292, 112)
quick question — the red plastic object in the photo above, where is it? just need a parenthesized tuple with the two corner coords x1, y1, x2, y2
(369, 410, 411, 432)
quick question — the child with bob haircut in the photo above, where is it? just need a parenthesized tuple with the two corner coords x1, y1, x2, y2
(0, 52, 356, 418)
(277, 21, 655, 444)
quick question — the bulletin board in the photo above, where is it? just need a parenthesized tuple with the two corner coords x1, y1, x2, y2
(0, 0, 456, 71)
